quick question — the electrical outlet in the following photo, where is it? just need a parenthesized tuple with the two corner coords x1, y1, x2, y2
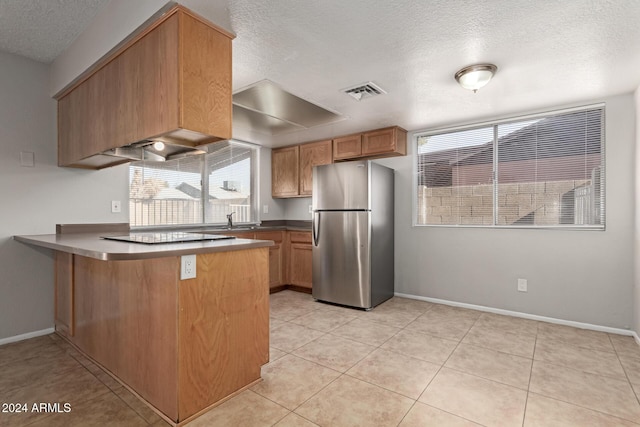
(263, 204, 269, 214)
(308, 205, 313, 213)
(181, 255, 196, 280)
(111, 200, 121, 213)
(517, 278, 527, 292)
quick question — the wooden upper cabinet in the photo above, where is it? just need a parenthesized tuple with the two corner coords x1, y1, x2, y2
(299, 140, 332, 196)
(332, 126, 407, 161)
(362, 126, 407, 157)
(272, 146, 300, 198)
(272, 126, 405, 197)
(333, 134, 362, 161)
(56, 5, 234, 168)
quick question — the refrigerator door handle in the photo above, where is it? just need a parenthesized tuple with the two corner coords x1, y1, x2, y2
(312, 211, 320, 246)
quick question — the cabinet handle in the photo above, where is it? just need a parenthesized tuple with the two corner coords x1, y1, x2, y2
(312, 211, 320, 247)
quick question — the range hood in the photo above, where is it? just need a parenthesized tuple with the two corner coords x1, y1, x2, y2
(102, 140, 207, 162)
(233, 80, 345, 135)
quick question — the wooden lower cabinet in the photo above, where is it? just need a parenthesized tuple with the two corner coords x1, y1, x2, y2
(59, 247, 269, 423)
(200, 229, 312, 293)
(288, 231, 313, 289)
(255, 231, 284, 288)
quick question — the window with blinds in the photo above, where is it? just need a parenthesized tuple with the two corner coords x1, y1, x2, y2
(416, 105, 605, 228)
(129, 141, 258, 227)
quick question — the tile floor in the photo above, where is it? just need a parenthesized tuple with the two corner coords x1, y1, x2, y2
(2, 290, 640, 426)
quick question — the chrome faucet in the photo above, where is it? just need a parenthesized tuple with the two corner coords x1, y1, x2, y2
(226, 212, 235, 229)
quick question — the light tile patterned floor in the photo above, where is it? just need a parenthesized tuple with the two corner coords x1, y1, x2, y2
(2, 290, 640, 426)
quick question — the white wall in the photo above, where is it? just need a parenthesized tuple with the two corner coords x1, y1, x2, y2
(283, 197, 314, 221)
(0, 52, 129, 340)
(376, 94, 635, 329)
(50, 0, 232, 96)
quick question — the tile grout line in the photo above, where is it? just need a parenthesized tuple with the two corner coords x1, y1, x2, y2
(529, 331, 640, 425)
(609, 332, 640, 409)
(403, 309, 498, 426)
(266, 301, 358, 421)
(344, 302, 434, 426)
(521, 322, 540, 427)
(273, 298, 434, 425)
(63, 344, 153, 424)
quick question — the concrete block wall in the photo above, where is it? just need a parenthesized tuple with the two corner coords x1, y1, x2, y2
(417, 179, 591, 225)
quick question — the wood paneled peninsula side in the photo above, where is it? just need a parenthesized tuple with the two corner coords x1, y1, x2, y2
(14, 225, 272, 425)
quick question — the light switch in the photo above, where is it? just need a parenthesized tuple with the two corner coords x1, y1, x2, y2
(20, 151, 35, 167)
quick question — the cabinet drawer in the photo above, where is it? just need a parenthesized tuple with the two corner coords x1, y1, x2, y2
(255, 231, 284, 243)
(289, 231, 311, 244)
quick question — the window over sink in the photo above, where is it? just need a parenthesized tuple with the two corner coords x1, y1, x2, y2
(129, 140, 259, 227)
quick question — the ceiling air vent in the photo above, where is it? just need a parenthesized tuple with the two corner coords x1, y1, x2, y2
(342, 81, 387, 101)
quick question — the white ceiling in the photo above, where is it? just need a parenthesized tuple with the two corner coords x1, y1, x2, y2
(2, 0, 640, 147)
(0, 0, 110, 63)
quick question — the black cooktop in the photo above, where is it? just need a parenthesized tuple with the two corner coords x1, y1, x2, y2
(101, 232, 236, 245)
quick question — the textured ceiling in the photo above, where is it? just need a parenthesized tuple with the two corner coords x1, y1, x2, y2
(2, 0, 640, 147)
(226, 0, 640, 146)
(0, 0, 109, 63)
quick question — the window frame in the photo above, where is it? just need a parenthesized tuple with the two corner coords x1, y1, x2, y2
(413, 103, 606, 230)
(129, 139, 261, 230)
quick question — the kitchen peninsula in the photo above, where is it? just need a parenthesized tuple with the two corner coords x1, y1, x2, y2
(14, 224, 272, 425)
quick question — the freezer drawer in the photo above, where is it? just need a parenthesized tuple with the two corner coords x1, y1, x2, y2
(312, 210, 371, 308)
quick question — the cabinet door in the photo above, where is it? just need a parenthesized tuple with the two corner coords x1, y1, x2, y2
(272, 146, 300, 197)
(299, 140, 332, 196)
(362, 126, 407, 157)
(180, 12, 233, 138)
(333, 134, 362, 160)
(289, 232, 312, 289)
(255, 231, 284, 288)
(58, 14, 181, 166)
(289, 244, 312, 288)
(55, 252, 74, 337)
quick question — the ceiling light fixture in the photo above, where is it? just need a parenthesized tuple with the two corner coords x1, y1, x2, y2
(454, 64, 497, 93)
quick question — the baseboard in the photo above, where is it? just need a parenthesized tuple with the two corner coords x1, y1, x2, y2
(271, 285, 312, 294)
(287, 285, 312, 294)
(270, 285, 288, 294)
(395, 292, 635, 337)
(0, 327, 55, 346)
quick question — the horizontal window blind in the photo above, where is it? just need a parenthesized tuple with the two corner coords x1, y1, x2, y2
(416, 105, 605, 228)
(129, 141, 258, 227)
(130, 156, 203, 226)
(205, 141, 255, 224)
(417, 126, 494, 225)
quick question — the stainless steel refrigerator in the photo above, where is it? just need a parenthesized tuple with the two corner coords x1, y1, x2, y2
(312, 160, 394, 309)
